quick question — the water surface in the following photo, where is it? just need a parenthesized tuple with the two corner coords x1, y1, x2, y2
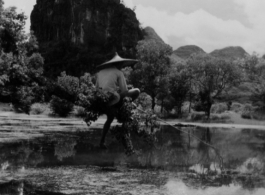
(0, 117, 265, 194)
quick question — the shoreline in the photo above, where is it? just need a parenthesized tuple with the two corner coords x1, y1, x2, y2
(0, 111, 265, 130)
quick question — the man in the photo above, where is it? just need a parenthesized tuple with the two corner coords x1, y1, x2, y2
(96, 53, 140, 149)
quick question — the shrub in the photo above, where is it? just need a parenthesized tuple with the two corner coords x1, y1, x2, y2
(12, 86, 35, 114)
(241, 111, 252, 119)
(182, 101, 192, 114)
(211, 103, 228, 114)
(57, 71, 80, 97)
(30, 103, 47, 115)
(252, 111, 265, 120)
(210, 114, 220, 120)
(50, 95, 74, 117)
(243, 103, 255, 112)
(135, 92, 152, 110)
(231, 102, 244, 113)
(220, 113, 231, 120)
(74, 106, 86, 118)
(190, 112, 205, 121)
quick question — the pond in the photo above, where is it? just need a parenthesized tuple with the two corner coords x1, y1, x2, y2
(0, 117, 265, 194)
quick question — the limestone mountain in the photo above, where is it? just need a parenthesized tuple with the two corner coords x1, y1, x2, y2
(173, 45, 206, 59)
(142, 27, 164, 43)
(210, 46, 248, 59)
(31, 0, 143, 78)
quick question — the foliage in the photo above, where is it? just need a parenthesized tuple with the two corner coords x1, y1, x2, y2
(73, 106, 86, 118)
(210, 103, 228, 114)
(135, 92, 152, 110)
(30, 103, 47, 115)
(49, 72, 95, 117)
(169, 62, 190, 116)
(230, 102, 244, 113)
(57, 71, 79, 97)
(78, 88, 115, 125)
(187, 53, 242, 118)
(0, 5, 44, 112)
(111, 98, 159, 155)
(0, 6, 27, 54)
(50, 95, 74, 117)
(240, 54, 265, 109)
(129, 39, 172, 109)
(12, 86, 35, 114)
(241, 111, 252, 119)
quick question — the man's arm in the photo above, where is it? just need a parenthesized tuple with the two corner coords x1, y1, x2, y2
(118, 71, 128, 96)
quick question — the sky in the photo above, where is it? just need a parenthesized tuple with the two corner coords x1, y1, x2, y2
(3, 0, 265, 55)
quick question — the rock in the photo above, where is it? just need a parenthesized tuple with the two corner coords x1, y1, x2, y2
(31, 0, 143, 78)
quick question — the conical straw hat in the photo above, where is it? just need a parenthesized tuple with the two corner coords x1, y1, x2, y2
(97, 52, 138, 70)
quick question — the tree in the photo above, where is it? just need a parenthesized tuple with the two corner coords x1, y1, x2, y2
(0, 5, 27, 55)
(240, 54, 265, 109)
(187, 53, 242, 118)
(0, 4, 44, 113)
(129, 39, 172, 110)
(169, 63, 190, 117)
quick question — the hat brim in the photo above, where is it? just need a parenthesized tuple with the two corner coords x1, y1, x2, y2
(97, 59, 138, 70)
(96, 52, 138, 70)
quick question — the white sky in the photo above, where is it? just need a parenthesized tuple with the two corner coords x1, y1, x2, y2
(3, 0, 265, 55)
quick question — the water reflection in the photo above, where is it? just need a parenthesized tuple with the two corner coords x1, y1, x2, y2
(0, 125, 265, 193)
(165, 179, 265, 195)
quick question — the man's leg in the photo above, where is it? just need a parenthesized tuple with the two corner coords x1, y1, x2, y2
(115, 88, 140, 108)
(99, 108, 116, 149)
(127, 88, 140, 101)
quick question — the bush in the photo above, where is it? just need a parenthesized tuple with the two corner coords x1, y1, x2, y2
(30, 103, 47, 115)
(135, 92, 152, 110)
(50, 95, 74, 117)
(190, 112, 206, 121)
(241, 111, 252, 119)
(252, 110, 265, 120)
(231, 102, 244, 113)
(73, 106, 86, 118)
(243, 103, 255, 112)
(220, 113, 231, 120)
(182, 101, 192, 114)
(12, 86, 35, 114)
(211, 103, 228, 114)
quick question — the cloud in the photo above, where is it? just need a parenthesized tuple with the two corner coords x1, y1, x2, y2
(234, 0, 265, 26)
(123, 0, 134, 9)
(136, 5, 253, 52)
(124, 0, 265, 55)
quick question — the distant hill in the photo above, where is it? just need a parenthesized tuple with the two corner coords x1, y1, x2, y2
(210, 46, 248, 59)
(142, 27, 165, 43)
(173, 45, 206, 59)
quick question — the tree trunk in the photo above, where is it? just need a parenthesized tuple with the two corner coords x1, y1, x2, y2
(151, 95, 156, 110)
(177, 102, 182, 118)
(161, 98, 164, 113)
(206, 101, 212, 119)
